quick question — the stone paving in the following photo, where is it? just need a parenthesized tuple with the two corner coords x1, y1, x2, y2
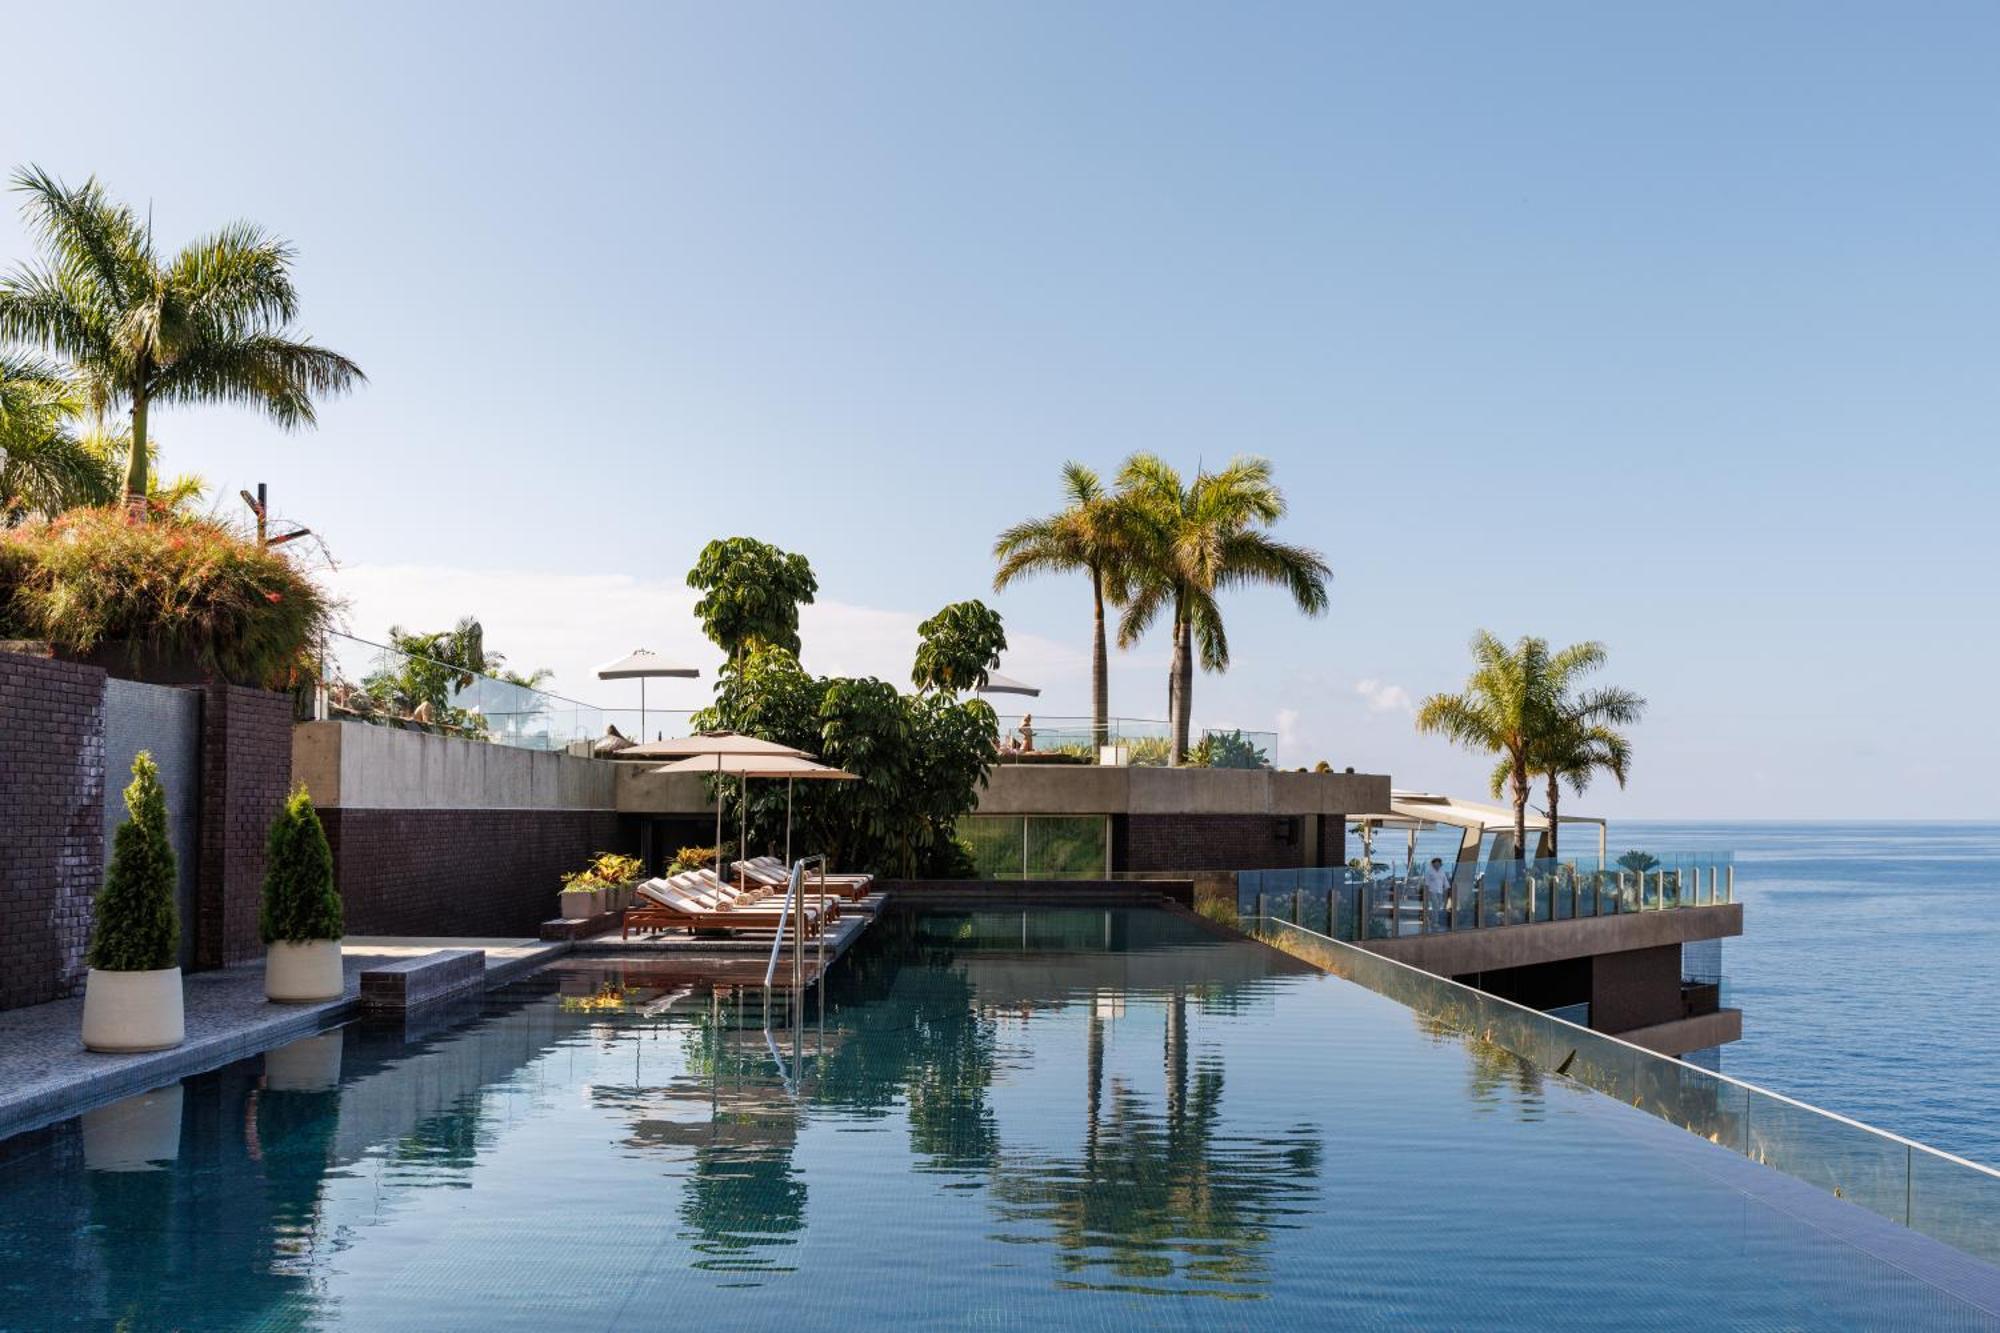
(0, 937, 565, 1140)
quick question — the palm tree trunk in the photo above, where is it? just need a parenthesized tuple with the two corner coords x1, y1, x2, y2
(1510, 755, 1529, 864)
(1176, 632, 1195, 763)
(124, 392, 149, 512)
(1545, 774, 1560, 858)
(1168, 616, 1193, 764)
(1089, 568, 1108, 752)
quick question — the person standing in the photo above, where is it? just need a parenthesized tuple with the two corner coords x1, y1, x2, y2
(1421, 857, 1451, 929)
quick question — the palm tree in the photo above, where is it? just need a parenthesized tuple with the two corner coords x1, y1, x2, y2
(1533, 671, 1644, 858)
(1416, 632, 1636, 863)
(1113, 454, 1330, 764)
(0, 352, 115, 522)
(0, 166, 363, 507)
(992, 462, 1131, 749)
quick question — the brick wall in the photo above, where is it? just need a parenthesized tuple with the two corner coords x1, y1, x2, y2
(197, 685, 295, 967)
(0, 651, 106, 1007)
(322, 808, 626, 937)
(1118, 813, 1328, 872)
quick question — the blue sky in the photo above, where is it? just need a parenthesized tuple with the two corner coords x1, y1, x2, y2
(5, 3, 1996, 817)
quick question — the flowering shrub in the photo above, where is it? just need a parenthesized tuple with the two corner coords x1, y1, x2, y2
(0, 506, 331, 687)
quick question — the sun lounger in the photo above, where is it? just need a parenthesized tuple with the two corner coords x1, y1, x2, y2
(733, 860, 873, 901)
(743, 856, 874, 893)
(622, 879, 828, 940)
(676, 869, 841, 919)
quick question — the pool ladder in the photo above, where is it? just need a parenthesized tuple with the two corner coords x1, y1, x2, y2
(763, 855, 829, 996)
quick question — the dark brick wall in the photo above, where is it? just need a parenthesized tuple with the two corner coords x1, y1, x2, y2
(196, 685, 294, 967)
(0, 651, 106, 1007)
(1591, 943, 1686, 1033)
(1117, 813, 1335, 872)
(322, 808, 626, 937)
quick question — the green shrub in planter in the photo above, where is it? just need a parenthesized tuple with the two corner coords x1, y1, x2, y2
(261, 786, 342, 944)
(87, 753, 180, 972)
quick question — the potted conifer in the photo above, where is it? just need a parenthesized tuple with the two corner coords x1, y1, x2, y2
(261, 785, 346, 1003)
(81, 752, 186, 1053)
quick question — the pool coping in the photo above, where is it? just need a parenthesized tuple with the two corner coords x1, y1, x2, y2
(0, 940, 568, 1143)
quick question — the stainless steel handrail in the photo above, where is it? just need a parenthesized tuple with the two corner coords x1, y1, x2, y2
(764, 855, 828, 992)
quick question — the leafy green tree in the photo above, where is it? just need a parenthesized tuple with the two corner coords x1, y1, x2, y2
(1416, 632, 1627, 862)
(260, 785, 342, 943)
(87, 751, 180, 971)
(687, 537, 817, 664)
(1531, 662, 1644, 857)
(992, 462, 1131, 747)
(0, 352, 116, 522)
(1114, 454, 1330, 763)
(697, 646, 997, 877)
(0, 166, 364, 505)
(911, 599, 1007, 694)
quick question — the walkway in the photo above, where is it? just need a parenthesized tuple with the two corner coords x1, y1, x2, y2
(0, 938, 563, 1141)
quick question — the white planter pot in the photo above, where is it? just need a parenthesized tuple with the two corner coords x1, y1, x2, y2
(81, 1085, 184, 1171)
(264, 1031, 344, 1092)
(559, 889, 603, 919)
(266, 939, 345, 1003)
(81, 968, 185, 1053)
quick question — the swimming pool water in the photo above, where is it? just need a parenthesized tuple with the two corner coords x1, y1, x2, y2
(0, 906, 1994, 1330)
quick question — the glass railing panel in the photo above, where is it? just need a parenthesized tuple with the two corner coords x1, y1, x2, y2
(1251, 916, 2000, 1272)
(1911, 1144, 2000, 1267)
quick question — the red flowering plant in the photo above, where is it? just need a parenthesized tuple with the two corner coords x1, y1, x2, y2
(0, 506, 333, 687)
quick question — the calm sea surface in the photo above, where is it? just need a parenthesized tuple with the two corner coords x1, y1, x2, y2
(1618, 821, 2000, 1167)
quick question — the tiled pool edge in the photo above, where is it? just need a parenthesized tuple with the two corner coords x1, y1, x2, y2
(0, 941, 571, 1143)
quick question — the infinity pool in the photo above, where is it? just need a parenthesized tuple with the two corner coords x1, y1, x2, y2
(0, 907, 1995, 1330)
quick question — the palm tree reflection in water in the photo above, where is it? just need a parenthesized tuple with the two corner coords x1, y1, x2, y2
(985, 990, 1322, 1299)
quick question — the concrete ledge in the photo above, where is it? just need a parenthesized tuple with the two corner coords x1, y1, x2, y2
(359, 949, 487, 1011)
(1361, 903, 1744, 976)
(541, 910, 622, 941)
(1617, 1008, 1744, 1057)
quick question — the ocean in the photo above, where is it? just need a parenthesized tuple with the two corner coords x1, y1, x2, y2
(1618, 821, 2000, 1168)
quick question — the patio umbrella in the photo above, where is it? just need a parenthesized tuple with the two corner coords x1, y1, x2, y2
(595, 649, 699, 741)
(650, 750, 856, 871)
(640, 732, 814, 878)
(976, 671, 1041, 698)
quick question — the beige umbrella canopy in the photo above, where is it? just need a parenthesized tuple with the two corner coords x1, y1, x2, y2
(652, 751, 858, 868)
(595, 649, 699, 742)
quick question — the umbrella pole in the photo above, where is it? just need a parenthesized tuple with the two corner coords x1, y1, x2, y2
(739, 778, 749, 888)
(640, 678, 647, 742)
(713, 756, 724, 882)
(785, 776, 795, 865)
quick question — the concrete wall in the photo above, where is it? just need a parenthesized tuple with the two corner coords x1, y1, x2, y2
(297, 721, 630, 935)
(975, 764, 1390, 818)
(294, 721, 618, 811)
(1361, 903, 1743, 978)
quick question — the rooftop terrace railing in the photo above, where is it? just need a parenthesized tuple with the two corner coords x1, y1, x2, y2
(1249, 914, 2000, 1268)
(990, 714, 1279, 768)
(313, 632, 696, 751)
(1239, 851, 1734, 942)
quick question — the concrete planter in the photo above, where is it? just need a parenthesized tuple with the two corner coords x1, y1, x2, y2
(264, 1031, 344, 1091)
(81, 967, 186, 1053)
(81, 1085, 184, 1171)
(559, 888, 604, 919)
(266, 939, 345, 1003)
